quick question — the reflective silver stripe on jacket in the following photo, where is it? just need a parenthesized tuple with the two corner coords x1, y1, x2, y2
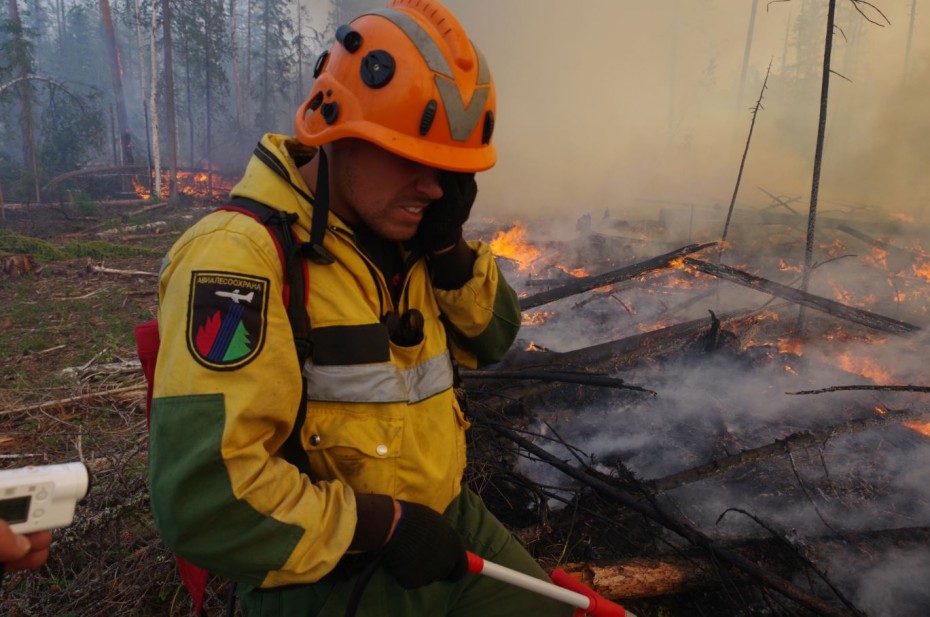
(303, 351, 454, 404)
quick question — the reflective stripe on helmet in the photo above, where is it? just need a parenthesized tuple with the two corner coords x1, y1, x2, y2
(365, 7, 491, 143)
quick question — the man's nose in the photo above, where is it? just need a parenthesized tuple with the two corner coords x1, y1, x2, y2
(415, 166, 443, 201)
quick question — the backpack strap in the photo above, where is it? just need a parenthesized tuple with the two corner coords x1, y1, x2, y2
(218, 197, 314, 479)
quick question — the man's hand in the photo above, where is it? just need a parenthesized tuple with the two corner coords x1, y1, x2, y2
(380, 500, 467, 589)
(0, 519, 52, 572)
(414, 171, 478, 253)
(352, 494, 467, 588)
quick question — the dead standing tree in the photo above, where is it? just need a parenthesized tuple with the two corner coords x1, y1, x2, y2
(797, 0, 890, 334)
(99, 0, 135, 168)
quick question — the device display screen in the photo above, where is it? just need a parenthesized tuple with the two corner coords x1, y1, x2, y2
(0, 495, 30, 524)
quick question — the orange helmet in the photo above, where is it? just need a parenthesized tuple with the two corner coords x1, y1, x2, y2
(295, 0, 496, 172)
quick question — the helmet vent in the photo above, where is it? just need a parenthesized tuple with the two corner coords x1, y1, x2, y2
(308, 92, 324, 112)
(313, 51, 329, 78)
(321, 101, 340, 125)
(336, 25, 363, 53)
(419, 100, 438, 136)
(360, 50, 396, 89)
(481, 110, 495, 145)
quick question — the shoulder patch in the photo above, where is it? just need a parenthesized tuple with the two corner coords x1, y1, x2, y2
(187, 271, 270, 370)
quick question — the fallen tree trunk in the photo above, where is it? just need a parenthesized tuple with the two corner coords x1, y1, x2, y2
(562, 556, 715, 599)
(461, 369, 656, 395)
(682, 258, 920, 336)
(519, 242, 717, 310)
(648, 406, 930, 492)
(488, 309, 765, 404)
(559, 525, 930, 599)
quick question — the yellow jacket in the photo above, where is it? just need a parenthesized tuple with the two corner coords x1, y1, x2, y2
(148, 134, 520, 588)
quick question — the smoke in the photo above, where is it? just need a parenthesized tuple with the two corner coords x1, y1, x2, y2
(439, 0, 930, 222)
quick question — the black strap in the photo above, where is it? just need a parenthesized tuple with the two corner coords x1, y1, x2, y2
(221, 197, 314, 479)
(253, 142, 334, 265)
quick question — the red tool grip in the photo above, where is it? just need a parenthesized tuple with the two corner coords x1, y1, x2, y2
(550, 568, 626, 617)
(466, 551, 484, 574)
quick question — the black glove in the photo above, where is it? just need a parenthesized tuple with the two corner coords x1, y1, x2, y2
(414, 171, 477, 253)
(380, 500, 468, 589)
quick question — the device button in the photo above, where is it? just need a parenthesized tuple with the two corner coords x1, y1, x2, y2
(36, 489, 48, 500)
(34, 509, 44, 518)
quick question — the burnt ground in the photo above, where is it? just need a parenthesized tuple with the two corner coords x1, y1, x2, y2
(2, 199, 928, 616)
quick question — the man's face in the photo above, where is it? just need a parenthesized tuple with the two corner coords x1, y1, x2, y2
(327, 139, 443, 242)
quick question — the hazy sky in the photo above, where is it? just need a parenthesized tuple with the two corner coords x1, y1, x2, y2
(306, 1, 929, 223)
(433, 1, 930, 222)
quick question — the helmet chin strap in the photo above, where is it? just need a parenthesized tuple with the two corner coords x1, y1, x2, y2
(302, 147, 335, 264)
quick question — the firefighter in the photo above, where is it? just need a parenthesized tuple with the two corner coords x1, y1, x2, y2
(148, 0, 571, 615)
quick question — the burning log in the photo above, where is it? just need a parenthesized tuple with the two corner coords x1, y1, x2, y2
(681, 258, 920, 336)
(492, 309, 765, 403)
(561, 556, 715, 599)
(648, 406, 930, 492)
(519, 242, 717, 310)
(477, 415, 867, 617)
(558, 526, 930, 600)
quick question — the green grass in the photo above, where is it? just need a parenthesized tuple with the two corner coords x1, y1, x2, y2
(0, 229, 161, 261)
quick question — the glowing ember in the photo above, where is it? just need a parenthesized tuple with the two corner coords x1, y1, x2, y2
(777, 337, 804, 356)
(521, 310, 553, 326)
(778, 259, 802, 273)
(490, 222, 540, 271)
(913, 260, 930, 283)
(903, 421, 930, 438)
(832, 353, 894, 384)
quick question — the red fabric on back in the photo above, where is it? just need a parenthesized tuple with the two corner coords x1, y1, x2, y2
(176, 556, 210, 615)
(134, 319, 160, 425)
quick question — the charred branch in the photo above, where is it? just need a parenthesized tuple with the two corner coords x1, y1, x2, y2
(462, 369, 657, 396)
(519, 242, 717, 310)
(477, 415, 866, 617)
(682, 258, 921, 335)
(788, 384, 930, 395)
(648, 406, 930, 492)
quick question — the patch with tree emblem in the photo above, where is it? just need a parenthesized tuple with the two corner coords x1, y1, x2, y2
(186, 271, 269, 370)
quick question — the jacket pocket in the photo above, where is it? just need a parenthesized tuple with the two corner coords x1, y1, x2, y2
(304, 409, 403, 496)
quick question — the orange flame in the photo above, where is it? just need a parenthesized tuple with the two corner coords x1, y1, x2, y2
(132, 171, 235, 201)
(521, 310, 553, 326)
(490, 222, 540, 271)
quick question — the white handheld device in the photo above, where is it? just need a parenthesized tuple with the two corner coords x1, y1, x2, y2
(0, 462, 90, 533)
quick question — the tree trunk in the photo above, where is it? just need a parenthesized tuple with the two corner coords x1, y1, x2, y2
(100, 0, 135, 165)
(245, 0, 253, 123)
(737, 0, 759, 106)
(295, 0, 303, 103)
(799, 0, 836, 333)
(183, 33, 194, 169)
(261, 0, 270, 121)
(229, 0, 243, 127)
(904, 0, 916, 84)
(204, 0, 213, 196)
(150, 0, 162, 199)
(7, 0, 40, 203)
(131, 0, 153, 185)
(161, 0, 179, 200)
